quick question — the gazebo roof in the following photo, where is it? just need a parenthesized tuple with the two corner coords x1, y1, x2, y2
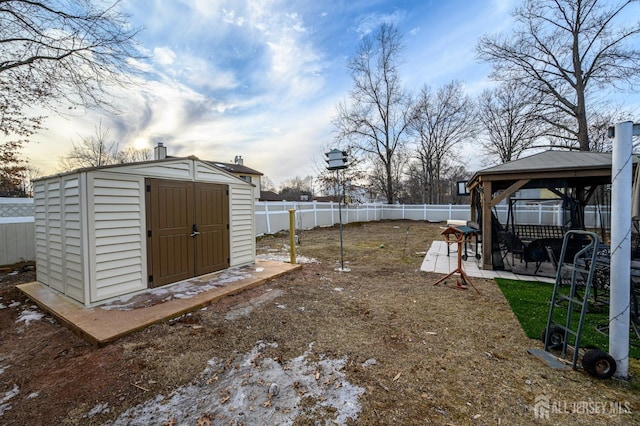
(468, 150, 637, 191)
(474, 151, 614, 176)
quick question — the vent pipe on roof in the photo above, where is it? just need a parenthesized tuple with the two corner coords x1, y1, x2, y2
(234, 155, 243, 165)
(154, 142, 167, 160)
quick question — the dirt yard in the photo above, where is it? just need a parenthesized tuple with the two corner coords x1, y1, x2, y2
(1, 220, 639, 425)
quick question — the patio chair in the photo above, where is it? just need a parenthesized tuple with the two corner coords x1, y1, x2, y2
(498, 231, 525, 267)
(523, 239, 549, 274)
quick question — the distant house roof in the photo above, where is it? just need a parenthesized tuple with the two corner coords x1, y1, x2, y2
(260, 190, 285, 201)
(204, 161, 263, 176)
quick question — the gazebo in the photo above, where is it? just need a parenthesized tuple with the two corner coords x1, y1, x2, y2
(467, 150, 635, 270)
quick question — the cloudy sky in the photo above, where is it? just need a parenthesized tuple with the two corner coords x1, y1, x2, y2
(21, 0, 639, 187)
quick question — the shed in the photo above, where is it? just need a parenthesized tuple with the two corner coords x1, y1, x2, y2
(467, 150, 637, 270)
(33, 157, 257, 307)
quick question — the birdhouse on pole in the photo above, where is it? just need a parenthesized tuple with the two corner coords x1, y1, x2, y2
(325, 149, 348, 170)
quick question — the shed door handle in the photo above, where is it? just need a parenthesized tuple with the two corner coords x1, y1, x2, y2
(191, 224, 200, 237)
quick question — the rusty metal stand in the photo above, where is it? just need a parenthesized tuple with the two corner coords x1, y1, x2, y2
(432, 229, 480, 294)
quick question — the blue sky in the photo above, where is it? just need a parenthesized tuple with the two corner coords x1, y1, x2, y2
(23, 0, 638, 187)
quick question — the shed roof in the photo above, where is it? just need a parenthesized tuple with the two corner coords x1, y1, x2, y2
(35, 156, 263, 182)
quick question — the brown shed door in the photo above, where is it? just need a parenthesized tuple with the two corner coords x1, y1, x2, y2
(195, 183, 230, 276)
(146, 179, 229, 288)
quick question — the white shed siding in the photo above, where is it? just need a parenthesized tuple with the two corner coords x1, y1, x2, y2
(195, 162, 245, 184)
(61, 176, 83, 301)
(34, 181, 48, 285)
(110, 160, 194, 180)
(230, 185, 255, 265)
(34, 175, 86, 303)
(88, 174, 146, 303)
(46, 179, 64, 292)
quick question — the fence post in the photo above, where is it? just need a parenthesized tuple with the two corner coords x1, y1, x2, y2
(313, 201, 318, 228)
(448, 204, 452, 220)
(289, 209, 296, 264)
(331, 201, 335, 226)
(264, 202, 271, 234)
(538, 204, 542, 225)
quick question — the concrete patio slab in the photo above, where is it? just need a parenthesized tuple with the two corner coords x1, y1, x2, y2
(421, 241, 555, 283)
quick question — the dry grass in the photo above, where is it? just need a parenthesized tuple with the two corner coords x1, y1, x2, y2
(1, 220, 639, 425)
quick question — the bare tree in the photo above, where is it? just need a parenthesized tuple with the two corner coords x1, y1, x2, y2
(60, 122, 156, 171)
(410, 81, 477, 204)
(0, 139, 27, 196)
(260, 176, 276, 192)
(478, 81, 544, 163)
(59, 122, 119, 170)
(333, 23, 412, 204)
(477, 0, 640, 151)
(535, 101, 634, 152)
(279, 175, 315, 201)
(367, 149, 409, 203)
(117, 147, 153, 163)
(17, 164, 42, 197)
(0, 0, 141, 141)
(0, 80, 45, 188)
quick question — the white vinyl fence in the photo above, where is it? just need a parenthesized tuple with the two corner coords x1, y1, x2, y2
(255, 201, 611, 235)
(0, 198, 612, 265)
(0, 199, 35, 265)
(255, 202, 471, 235)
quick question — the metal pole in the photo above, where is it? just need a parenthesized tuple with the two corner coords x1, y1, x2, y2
(610, 121, 632, 379)
(338, 169, 345, 271)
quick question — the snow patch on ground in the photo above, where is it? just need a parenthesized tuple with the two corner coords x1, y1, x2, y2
(84, 402, 110, 419)
(16, 309, 43, 326)
(256, 254, 319, 264)
(105, 341, 364, 425)
(224, 289, 284, 321)
(100, 267, 264, 311)
(0, 384, 19, 417)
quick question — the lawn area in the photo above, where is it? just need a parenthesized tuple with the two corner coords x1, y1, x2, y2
(496, 278, 640, 360)
(2, 221, 640, 424)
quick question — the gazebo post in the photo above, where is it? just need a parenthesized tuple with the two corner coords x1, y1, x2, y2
(481, 181, 493, 270)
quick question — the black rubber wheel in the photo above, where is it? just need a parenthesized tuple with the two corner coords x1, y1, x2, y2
(582, 349, 616, 379)
(541, 325, 565, 350)
(462, 254, 468, 261)
(475, 253, 481, 260)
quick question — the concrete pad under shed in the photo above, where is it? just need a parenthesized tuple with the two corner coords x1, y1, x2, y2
(17, 260, 300, 345)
